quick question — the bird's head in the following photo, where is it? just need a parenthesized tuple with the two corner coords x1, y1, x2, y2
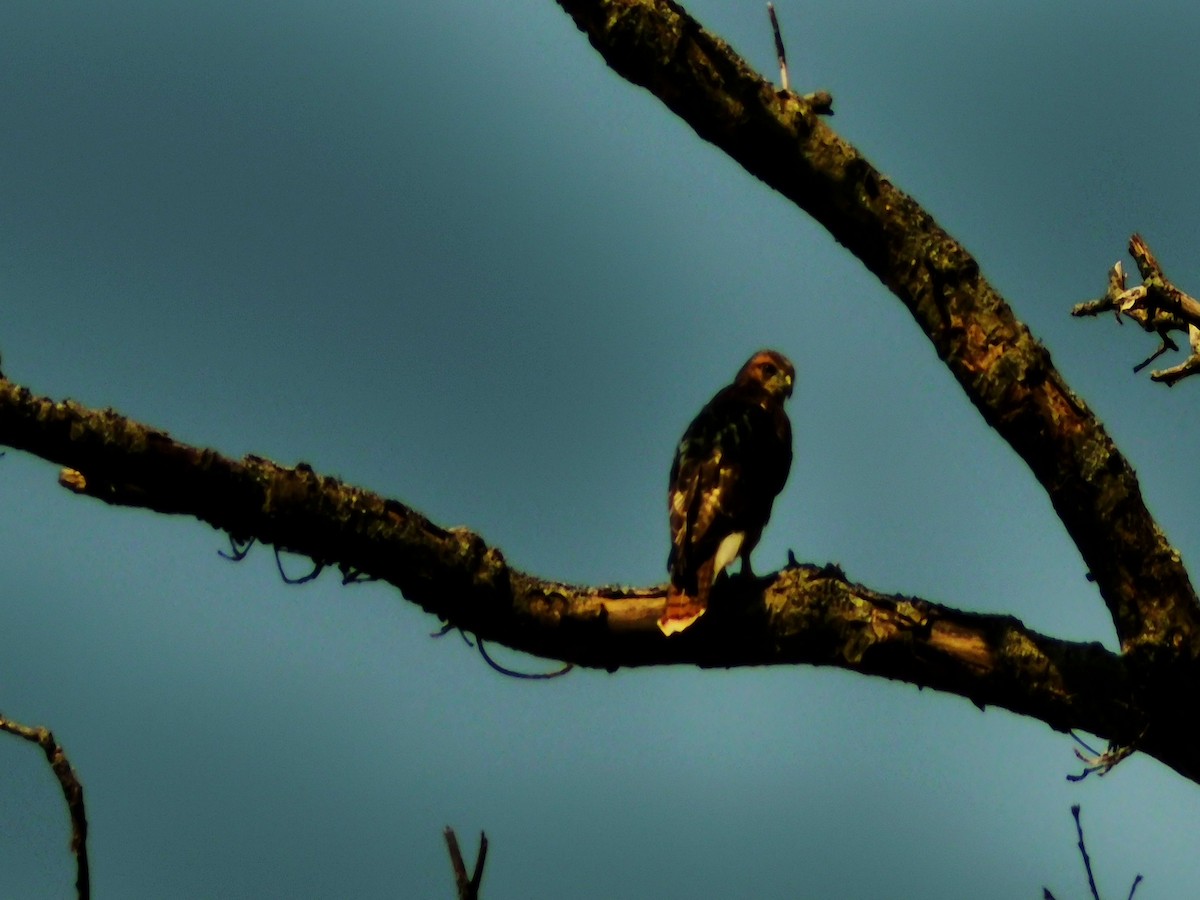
(736, 349, 795, 401)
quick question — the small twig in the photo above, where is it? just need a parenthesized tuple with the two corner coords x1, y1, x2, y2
(430, 623, 476, 647)
(273, 547, 324, 585)
(338, 564, 377, 585)
(1072, 805, 1102, 900)
(1072, 235, 1200, 383)
(477, 638, 574, 680)
(1150, 328, 1200, 386)
(443, 827, 488, 900)
(0, 714, 90, 900)
(1132, 334, 1179, 373)
(218, 535, 256, 561)
(1046, 805, 1144, 900)
(767, 4, 789, 92)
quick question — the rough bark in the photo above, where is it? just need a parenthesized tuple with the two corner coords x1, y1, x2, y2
(4, 381, 1199, 780)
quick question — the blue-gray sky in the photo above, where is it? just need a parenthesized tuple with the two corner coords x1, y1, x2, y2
(3, 1, 1200, 896)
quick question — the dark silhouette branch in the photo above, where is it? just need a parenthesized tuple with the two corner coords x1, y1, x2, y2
(1074, 804, 1103, 900)
(476, 639, 575, 680)
(766, 4, 789, 92)
(444, 827, 488, 900)
(548, 0, 1200, 661)
(0, 713, 90, 900)
(6, 382, 1200, 780)
(1044, 805, 1143, 900)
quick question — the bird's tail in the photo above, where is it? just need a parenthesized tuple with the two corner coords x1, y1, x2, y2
(659, 556, 715, 636)
(658, 586, 706, 635)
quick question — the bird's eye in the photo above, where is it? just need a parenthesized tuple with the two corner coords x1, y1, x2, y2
(761, 363, 776, 377)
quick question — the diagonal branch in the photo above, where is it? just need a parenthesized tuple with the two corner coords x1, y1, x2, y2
(0, 713, 90, 900)
(5, 382, 1200, 781)
(549, 0, 1200, 657)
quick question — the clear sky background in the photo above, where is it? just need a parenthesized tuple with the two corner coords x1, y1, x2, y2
(3, 1, 1200, 897)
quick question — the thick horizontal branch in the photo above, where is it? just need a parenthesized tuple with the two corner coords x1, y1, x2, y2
(6, 382, 1200, 780)
(550, 0, 1200, 657)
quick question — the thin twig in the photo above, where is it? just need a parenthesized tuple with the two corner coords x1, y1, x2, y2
(1071, 805, 1102, 900)
(273, 547, 324, 585)
(0, 714, 90, 900)
(443, 827, 488, 900)
(766, 4, 789, 91)
(1069, 731, 1102, 758)
(338, 564, 377, 585)
(1132, 335, 1179, 373)
(477, 638, 574, 680)
(218, 535, 256, 561)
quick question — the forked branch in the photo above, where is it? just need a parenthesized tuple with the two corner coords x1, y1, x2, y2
(444, 828, 488, 900)
(1072, 234, 1200, 385)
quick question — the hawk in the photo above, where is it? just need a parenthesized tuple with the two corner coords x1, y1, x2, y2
(660, 349, 794, 636)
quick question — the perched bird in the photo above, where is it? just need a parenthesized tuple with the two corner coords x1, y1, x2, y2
(661, 350, 794, 636)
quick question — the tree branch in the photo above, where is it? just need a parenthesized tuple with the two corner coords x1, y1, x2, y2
(444, 828, 488, 900)
(1072, 235, 1200, 385)
(549, 0, 1200, 659)
(6, 381, 1200, 780)
(0, 713, 90, 900)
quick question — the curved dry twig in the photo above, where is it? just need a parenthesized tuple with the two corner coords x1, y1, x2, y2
(218, 535, 256, 561)
(477, 639, 575, 680)
(273, 547, 324, 585)
(0, 714, 90, 900)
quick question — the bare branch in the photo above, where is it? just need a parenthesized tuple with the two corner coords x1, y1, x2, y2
(6, 384, 1195, 777)
(444, 827, 488, 900)
(0, 714, 90, 900)
(766, 4, 788, 92)
(1150, 347, 1200, 386)
(1045, 806, 1144, 900)
(549, 0, 1200, 657)
(476, 639, 575, 680)
(1073, 235, 1200, 384)
(1072, 805, 1103, 900)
